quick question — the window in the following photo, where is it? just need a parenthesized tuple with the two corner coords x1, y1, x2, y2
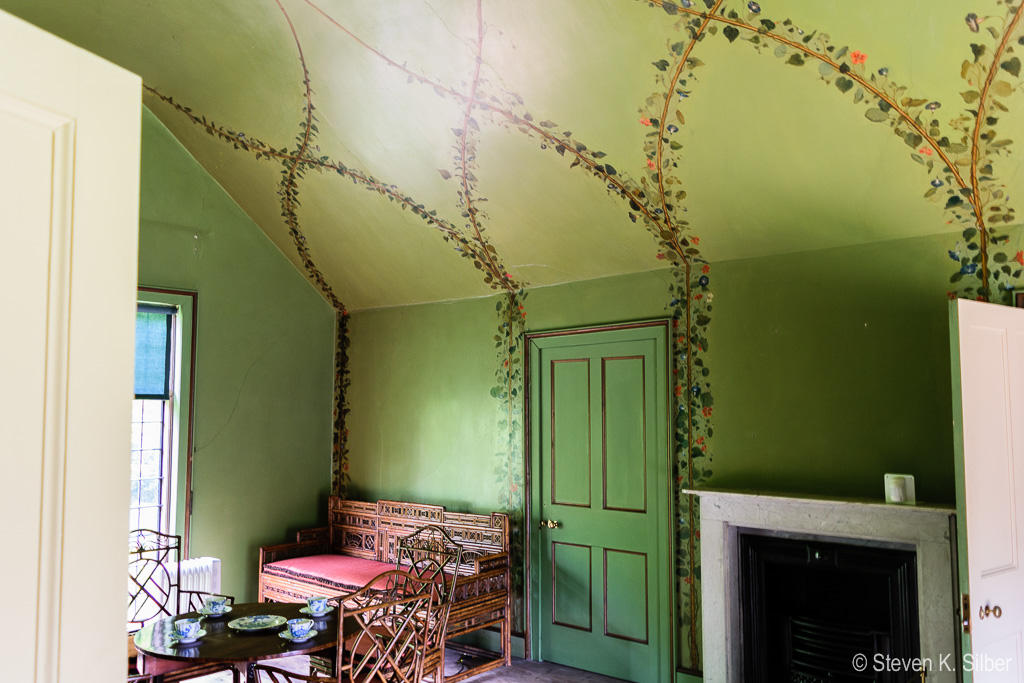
(129, 289, 196, 551)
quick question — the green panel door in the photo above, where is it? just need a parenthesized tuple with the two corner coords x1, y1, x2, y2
(529, 323, 671, 682)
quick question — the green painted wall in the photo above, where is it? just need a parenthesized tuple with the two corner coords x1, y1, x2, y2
(137, 107, 335, 601)
(708, 231, 958, 504)
(350, 238, 957, 508)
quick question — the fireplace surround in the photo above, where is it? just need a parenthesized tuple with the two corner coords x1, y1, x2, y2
(689, 489, 958, 682)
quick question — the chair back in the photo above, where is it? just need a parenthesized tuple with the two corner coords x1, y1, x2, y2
(337, 570, 436, 683)
(395, 525, 463, 603)
(128, 529, 181, 631)
(128, 529, 232, 631)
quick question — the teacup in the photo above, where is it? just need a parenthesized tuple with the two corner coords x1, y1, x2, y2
(174, 618, 202, 641)
(287, 618, 313, 639)
(204, 595, 228, 613)
(306, 596, 328, 615)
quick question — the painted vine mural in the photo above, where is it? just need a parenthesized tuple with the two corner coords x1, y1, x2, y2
(143, 0, 1024, 672)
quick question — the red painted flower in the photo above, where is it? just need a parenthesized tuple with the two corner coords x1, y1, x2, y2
(677, 336, 685, 344)
(919, 147, 934, 156)
(696, 437, 704, 444)
(702, 265, 710, 274)
(851, 50, 867, 65)
(695, 531, 701, 540)
(694, 293, 703, 300)
(1015, 250, 1024, 266)
(675, 385, 684, 397)
(639, 117, 652, 126)
(647, 159, 657, 170)
(947, 291, 957, 300)
(691, 236, 701, 245)
(673, 320, 680, 328)
(683, 576, 693, 585)
(656, 253, 667, 260)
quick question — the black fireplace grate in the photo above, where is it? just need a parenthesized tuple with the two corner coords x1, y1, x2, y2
(786, 615, 889, 681)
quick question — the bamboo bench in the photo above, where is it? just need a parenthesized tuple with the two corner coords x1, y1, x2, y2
(258, 498, 511, 682)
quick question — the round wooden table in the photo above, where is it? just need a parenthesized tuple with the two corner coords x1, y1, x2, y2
(134, 602, 346, 683)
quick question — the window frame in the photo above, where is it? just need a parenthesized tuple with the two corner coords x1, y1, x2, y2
(136, 287, 197, 554)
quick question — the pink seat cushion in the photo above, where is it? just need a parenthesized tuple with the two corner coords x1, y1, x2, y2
(264, 555, 394, 593)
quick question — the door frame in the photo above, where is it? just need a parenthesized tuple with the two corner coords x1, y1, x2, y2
(524, 319, 675, 677)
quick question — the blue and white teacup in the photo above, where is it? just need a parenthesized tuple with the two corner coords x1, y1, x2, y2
(306, 596, 328, 615)
(174, 618, 202, 640)
(287, 618, 313, 639)
(203, 595, 228, 613)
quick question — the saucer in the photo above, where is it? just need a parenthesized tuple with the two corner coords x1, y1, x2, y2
(198, 605, 233, 617)
(279, 629, 318, 644)
(171, 629, 207, 645)
(299, 605, 334, 617)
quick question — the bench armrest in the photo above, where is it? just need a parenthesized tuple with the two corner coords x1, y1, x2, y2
(473, 551, 509, 574)
(259, 539, 330, 567)
(295, 526, 329, 544)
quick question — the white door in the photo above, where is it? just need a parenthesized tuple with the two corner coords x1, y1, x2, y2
(951, 299, 1024, 682)
(0, 10, 141, 683)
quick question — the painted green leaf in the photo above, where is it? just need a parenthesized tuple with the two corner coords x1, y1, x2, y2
(774, 44, 787, 58)
(961, 90, 981, 103)
(672, 41, 687, 55)
(994, 252, 1009, 263)
(652, 59, 671, 71)
(662, 1, 678, 15)
(787, 54, 806, 67)
(818, 62, 836, 77)
(992, 80, 1013, 97)
(854, 88, 864, 104)
(835, 77, 854, 93)
(865, 108, 888, 122)
(1000, 57, 1021, 77)
(438, 169, 452, 180)
(723, 26, 739, 42)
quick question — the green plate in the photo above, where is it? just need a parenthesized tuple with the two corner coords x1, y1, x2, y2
(227, 614, 287, 631)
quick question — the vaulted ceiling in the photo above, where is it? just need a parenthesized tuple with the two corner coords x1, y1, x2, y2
(4, 0, 1021, 310)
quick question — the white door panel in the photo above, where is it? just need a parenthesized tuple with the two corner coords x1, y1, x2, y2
(952, 299, 1024, 682)
(0, 9, 140, 683)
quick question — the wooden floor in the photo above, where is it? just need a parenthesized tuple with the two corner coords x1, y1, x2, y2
(190, 653, 630, 682)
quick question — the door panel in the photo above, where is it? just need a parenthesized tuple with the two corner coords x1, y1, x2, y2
(530, 324, 670, 683)
(603, 357, 647, 513)
(604, 549, 649, 643)
(553, 542, 593, 630)
(552, 359, 592, 507)
(950, 299, 1024, 682)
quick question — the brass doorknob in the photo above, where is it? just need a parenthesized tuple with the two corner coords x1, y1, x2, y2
(538, 519, 561, 529)
(979, 605, 1003, 619)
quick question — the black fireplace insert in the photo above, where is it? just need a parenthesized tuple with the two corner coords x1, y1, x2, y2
(740, 533, 920, 683)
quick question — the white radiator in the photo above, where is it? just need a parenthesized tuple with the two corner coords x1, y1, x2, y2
(170, 556, 222, 594)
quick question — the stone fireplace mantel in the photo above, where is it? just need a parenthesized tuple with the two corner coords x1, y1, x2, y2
(687, 488, 959, 682)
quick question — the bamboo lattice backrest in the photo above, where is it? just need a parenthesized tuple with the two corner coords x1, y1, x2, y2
(128, 528, 180, 631)
(327, 498, 509, 576)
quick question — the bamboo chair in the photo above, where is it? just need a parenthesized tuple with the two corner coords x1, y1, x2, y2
(395, 526, 461, 682)
(127, 528, 239, 683)
(255, 570, 440, 683)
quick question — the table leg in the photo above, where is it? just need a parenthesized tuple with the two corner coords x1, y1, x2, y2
(245, 661, 257, 683)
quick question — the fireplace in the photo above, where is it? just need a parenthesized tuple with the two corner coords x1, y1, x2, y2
(688, 489, 959, 682)
(739, 533, 920, 682)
